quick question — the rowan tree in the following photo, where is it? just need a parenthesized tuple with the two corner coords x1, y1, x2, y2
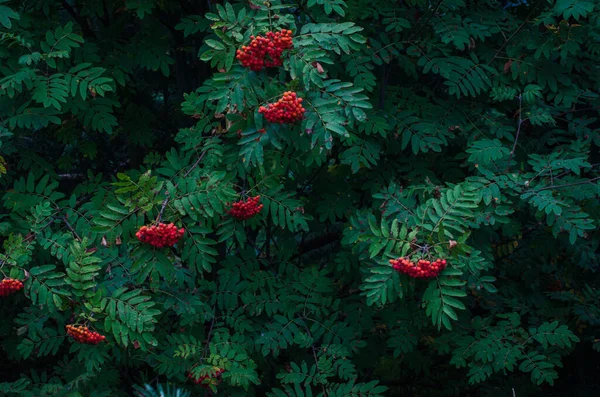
(1, 0, 599, 396)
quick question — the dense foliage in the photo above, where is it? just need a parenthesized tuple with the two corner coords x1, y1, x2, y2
(1, 0, 599, 396)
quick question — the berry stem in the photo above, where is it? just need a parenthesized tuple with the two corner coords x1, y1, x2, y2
(156, 193, 170, 224)
(156, 150, 207, 224)
(62, 216, 81, 241)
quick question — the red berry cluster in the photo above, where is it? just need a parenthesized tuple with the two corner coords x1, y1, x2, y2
(259, 91, 305, 124)
(228, 196, 264, 220)
(188, 368, 225, 388)
(136, 223, 185, 248)
(390, 257, 447, 279)
(236, 30, 293, 71)
(0, 278, 23, 297)
(66, 324, 106, 345)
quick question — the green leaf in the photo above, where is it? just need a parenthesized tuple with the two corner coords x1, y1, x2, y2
(0, 2, 20, 29)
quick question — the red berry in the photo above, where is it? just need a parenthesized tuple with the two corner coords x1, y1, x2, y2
(66, 324, 106, 345)
(0, 278, 24, 297)
(260, 91, 305, 124)
(390, 257, 448, 279)
(236, 29, 293, 71)
(136, 222, 185, 248)
(228, 196, 263, 220)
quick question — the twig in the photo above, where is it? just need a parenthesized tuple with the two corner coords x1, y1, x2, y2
(58, 173, 84, 179)
(61, 0, 96, 37)
(156, 194, 170, 224)
(155, 150, 207, 223)
(512, 388, 516, 397)
(297, 160, 330, 195)
(311, 344, 326, 396)
(62, 217, 81, 241)
(38, 216, 57, 233)
(297, 0, 317, 23)
(487, 1, 543, 66)
(552, 163, 600, 181)
(407, 0, 445, 42)
(102, 0, 110, 26)
(510, 94, 523, 156)
(301, 321, 328, 397)
(534, 176, 600, 192)
(183, 150, 207, 178)
(264, 220, 271, 259)
(555, 105, 600, 117)
(379, 64, 387, 109)
(290, 231, 341, 260)
(200, 313, 216, 362)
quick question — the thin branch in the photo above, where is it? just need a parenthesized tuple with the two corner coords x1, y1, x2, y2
(487, 1, 544, 66)
(555, 105, 600, 117)
(61, 1, 96, 37)
(156, 150, 207, 223)
(62, 216, 81, 241)
(291, 231, 341, 260)
(297, 161, 327, 195)
(200, 314, 216, 362)
(184, 150, 207, 178)
(102, 0, 110, 26)
(534, 176, 600, 192)
(301, 320, 328, 397)
(378, 64, 387, 109)
(58, 173, 84, 180)
(264, 219, 271, 259)
(510, 94, 523, 156)
(406, 0, 445, 42)
(296, 0, 317, 23)
(156, 195, 170, 224)
(157, 13, 181, 39)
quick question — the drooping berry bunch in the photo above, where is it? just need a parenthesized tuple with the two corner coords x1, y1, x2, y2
(228, 196, 264, 220)
(0, 278, 23, 297)
(136, 223, 185, 248)
(66, 324, 106, 345)
(236, 30, 293, 71)
(390, 257, 447, 279)
(259, 91, 305, 124)
(188, 368, 225, 388)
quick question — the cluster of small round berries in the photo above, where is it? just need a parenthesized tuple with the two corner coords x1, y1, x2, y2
(66, 324, 106, 345)
(259, 92, 305, 124)
(236, 30, 293, 71)
(136, 223, 185, 248)
(390, 257, 447, 279)
(0, 278, 23, 297)
(228, 196, 264, 220)
(188, 368, 225, 388)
